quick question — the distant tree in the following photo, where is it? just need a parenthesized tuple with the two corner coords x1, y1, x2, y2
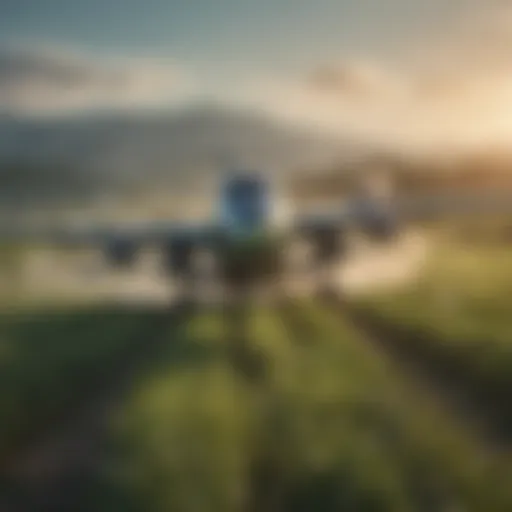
(0, 161, 107, 209)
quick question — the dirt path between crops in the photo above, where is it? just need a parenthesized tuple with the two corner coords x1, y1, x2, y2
(335, 299, 512, 454)
(300, 230, 512, 453)
(278, 293, 511, 459)
(0, 305, 190, 512)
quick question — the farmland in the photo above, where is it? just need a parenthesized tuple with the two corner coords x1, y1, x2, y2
(352, 229, 512, 438)
(1, 279, 512, 511)
(1, 227, 512, 511)
(0, 305, 174, 465)
(89, 302, 512, 512)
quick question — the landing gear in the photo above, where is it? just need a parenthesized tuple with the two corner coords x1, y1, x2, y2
(104, 238, 138, 269)
(163, 236, 197, 308)
(160, 228, 348, 306)
(307, 226, 347, 298)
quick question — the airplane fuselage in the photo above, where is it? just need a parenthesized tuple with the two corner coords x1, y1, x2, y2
(100, 171, 399, 287)
(218, 173, 287, 239)
(213, 174, 287, 285)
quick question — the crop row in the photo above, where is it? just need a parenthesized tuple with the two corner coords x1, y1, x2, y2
(0, 305, 170, 463)
(100, 302, 512, 512)
(352, 242, 512, 431)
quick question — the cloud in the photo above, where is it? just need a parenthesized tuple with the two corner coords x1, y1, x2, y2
(306, 61, 406, 100)
(236, 2, 512, 155)
(0, 44, 193, 116)
(4, 2, 512, 156)
(230, 64, 412, 150)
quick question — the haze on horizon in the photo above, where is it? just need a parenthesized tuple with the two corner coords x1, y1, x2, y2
(1, 0, 511, 156)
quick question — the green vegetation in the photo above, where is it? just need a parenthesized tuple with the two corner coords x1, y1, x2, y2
(0, 305, 170, 462)
(353, 236, 512, 430)
(0, 162, 103, 207)
(4, 241, 512, 512)
(77, 302, 512, 512)
(0, 245, 26, 303)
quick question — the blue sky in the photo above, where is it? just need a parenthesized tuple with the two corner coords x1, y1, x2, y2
(2, 0, 511, 152)
(0, 0, 482, 75)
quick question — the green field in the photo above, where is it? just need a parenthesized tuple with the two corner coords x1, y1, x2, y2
(0, 305, 172, 463)
(3, 299, 511, 511)
(353, 235, 512, 433)
(63, 303, 510, 512)
(3, 231, 512, 511)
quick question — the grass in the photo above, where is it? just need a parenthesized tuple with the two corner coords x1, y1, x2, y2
(75, 301, 512, 512)
(4, 229, 512, 511)
(0, 304, 171, 463)
(352, 236, 512, 430)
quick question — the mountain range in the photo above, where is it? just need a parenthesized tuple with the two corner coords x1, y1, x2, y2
(0, 104, 360, 210)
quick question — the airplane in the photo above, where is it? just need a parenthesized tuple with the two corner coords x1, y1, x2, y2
(0, 169, 400, 295)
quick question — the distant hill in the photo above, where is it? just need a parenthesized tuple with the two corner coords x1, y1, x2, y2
(0, 104, 358, 210)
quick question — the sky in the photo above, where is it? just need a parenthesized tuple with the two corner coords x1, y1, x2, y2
(1, 0, 511, 153)
(0, 0, 481, 69)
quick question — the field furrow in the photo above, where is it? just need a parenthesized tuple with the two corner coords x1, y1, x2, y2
(53, 299, 512, 512)
(1, 304, 192, 512)
(350, 241, 512, 445)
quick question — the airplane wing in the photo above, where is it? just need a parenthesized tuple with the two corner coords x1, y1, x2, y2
(292, 189, 512, 240)
(0, 217, 224, 272)
(0, 218, 221, 245)
(292, 196, 398, 241)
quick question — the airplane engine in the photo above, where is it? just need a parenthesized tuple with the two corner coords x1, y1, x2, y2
(162, 235, 196, 279)
(301, 225, 348, 268)
(104, 237, 139, 268)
